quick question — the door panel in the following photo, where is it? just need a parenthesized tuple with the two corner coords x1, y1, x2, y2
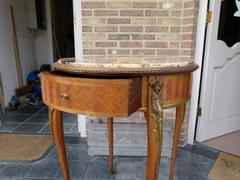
(196, 0, 240, 142)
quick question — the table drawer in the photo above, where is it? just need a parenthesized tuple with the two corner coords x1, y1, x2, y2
(41, 71, 142, 117)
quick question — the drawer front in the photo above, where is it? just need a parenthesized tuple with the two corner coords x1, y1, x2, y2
(41, 71, 142, 117)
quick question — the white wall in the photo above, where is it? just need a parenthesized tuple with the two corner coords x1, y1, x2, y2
(0, 0, 53, 107)
(0, 0, 35, 106)
(35, 0, 54, 68)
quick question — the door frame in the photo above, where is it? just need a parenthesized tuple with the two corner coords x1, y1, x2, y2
(73, 0, 86, 137)
(187, 0, 209, 144)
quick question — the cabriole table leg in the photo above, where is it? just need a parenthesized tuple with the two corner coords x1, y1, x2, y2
(169, 103, 186, 180)
(52, 109, 70, 180)
(107, 117, 114, 175)
(145, 77, 164, 180)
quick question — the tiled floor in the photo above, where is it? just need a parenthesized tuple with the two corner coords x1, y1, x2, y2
(0, 102, 219, 180)
(201, 130, 240, 157)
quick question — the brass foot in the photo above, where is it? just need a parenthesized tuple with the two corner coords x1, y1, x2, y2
(109, 168, 113, 175)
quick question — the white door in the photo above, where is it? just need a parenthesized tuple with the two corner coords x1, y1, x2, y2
(196, 0, 240, 142)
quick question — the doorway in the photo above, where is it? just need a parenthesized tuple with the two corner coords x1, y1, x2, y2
(195, 0, 240, 157)
(51, 0, 75, 62)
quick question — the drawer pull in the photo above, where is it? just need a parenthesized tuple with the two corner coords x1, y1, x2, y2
(60, 94, 68, 100)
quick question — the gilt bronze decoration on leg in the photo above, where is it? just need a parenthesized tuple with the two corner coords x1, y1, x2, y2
(150, 77, 165, 175)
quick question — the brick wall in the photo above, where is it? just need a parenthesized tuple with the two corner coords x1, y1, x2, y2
(82, 0, 199, 146)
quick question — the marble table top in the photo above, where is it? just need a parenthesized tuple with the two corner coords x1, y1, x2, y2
(53, 56, 198, 75)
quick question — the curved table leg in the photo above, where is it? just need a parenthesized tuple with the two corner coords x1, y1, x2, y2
(107, 117, 114, 175)
(52, 109, 70, 180)
(169, 103, 186, 180)
(145, 77, 164, 180)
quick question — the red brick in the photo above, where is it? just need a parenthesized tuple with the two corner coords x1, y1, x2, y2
(183, 17, 195, 25)
(184, 9, 195, 16)
(83, 49, 106, 55)
(82, 2, 105, 9)
(82, 34, 105, 40)
(158, 2, 182, 9)
(120, 42, 143, 48)
(132, 34, 155, 40)
(82, 10, 92, 16)
(157, 49, 179, 56)
(145, 10, 169, 16)
(171, 10, 182, 17)
(132, 18, 156, 25)
(184, 1, 195, 9)
(158, 18, 181, 25)
(120, 10, 144, 16)
(108, 18, 131, 24)
(132, 2, 157, 9)
(171, 26, 181, 33)
(181, 49, 194, 56)
(82, 26, 92, 32)
(107, 49, 130, 55)
(183, 26, 195, 32)
(108, 34, 130, 40)
(94, 10, 118, 16)
(132, 49, 155, 55)
(95, 26, 118, 32)
(181, 42, 194, 48)
(82, 18, 106, 25)
(181, 34, 194, 40)
(95, 42, 117, 47)
(120, 26, 143, 32)
(145, 42, 168, 48)
(157, 34, 180, 40)
(145, 26, 168, 32)
(170, 42, 180, 48)
(83, 41, 93, 48)
(107, 2, 131, 9)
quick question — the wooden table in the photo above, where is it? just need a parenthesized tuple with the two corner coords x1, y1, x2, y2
(41, 56, 198, 180)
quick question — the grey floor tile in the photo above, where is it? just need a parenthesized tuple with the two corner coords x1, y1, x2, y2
(175, 148, 196, 163)
(0, 123, 20, 132)
(36, 108, 48, 115)
(63, 124, 76, 134)
(55, 160, 90, 179)
(115, 162, 146, 180)
(198, 162, 214, 178)
(67, 144, 91, 161)
(85, 159, 116, 179)
(174, 163, 209, 180)
(69, 124, 80, 135)
(39, 124, 51, 134)
(18, 107, 43, 114)
(25, 114, 49, 123)
(182, 144, 220, 161)
(11, 123, 47, 133)
(3, 114, 33, 123)
(45, 145, 73, 160)
(63, 114, 78, 124)
(0, 163, 6, 170)
(118, 156, 145, 163)
(26, 159, 60, 178)
(0, 163, 33, 177)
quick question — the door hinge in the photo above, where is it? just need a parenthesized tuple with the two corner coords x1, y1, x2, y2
(206, 11, 212, 24)
(197, 107, 202, 116)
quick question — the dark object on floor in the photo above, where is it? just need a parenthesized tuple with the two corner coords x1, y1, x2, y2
(39, 64, 51, 72)
(15, 85, 32, 97)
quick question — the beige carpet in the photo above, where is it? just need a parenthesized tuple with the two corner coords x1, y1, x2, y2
(209, 152, 240, 180)
(0, 134, 54, 161)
